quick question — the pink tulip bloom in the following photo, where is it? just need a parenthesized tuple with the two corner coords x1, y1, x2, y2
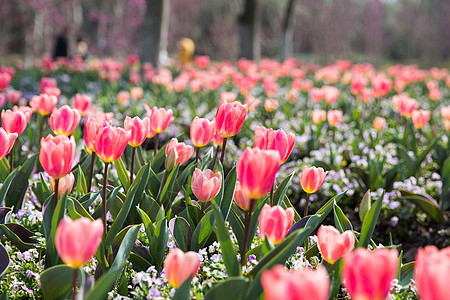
(191, 168, 222, 202)
(360, 88, 373, 103)
(392, 94, 419, 117)
(51, 173, 75, 196)
(264, 98, 279, 112)
(6, 89, 21, 104)
(40, 77, 57, 93)
(13, 106, 33, 122)
(0, 128, 18, 160)
(145, 105, 174, 134)
(311, 110, 326, 125)
(190, 117, 215, 148)
(261, 265, 330, 300)
(254, 126, 295, 164)
(215, 100, 247, 138)
(220, 91, 237, 103)
(124, 116, 150, 147)
(43, 87, 61, 99)
(1, 109, 30, 136)
(327, 110, 343, 127)
(323, 86, 340, 104)
(212, 131, 224, 146)
(48, 105, 81, 136)
(165, 138, 194, 168)
(440, 106, 450, 120)
(0, 73, 11, 92)
(55, 217, 103, 269)
(117, 91, 130, 104)
(411, 110, 430, 129)
(237, 147, 280, 199)
(73, 94, 92, 116)
(317, 225, 355, 264)
(94, 125, 131, 163)
(310, 87, 324, 102)
(259, 204, 294, 245)
(373, 117, 386, 131)
(164, 248, 200, 289)
(39, 135, 76, 179)
(30, 94, 58, 116)
(130, 87, 144, 99)
(300, 166, 327, 194)
(245, 95, 260, 112)
(342, 248, 398, 300)
(84, 116, 111, 153)
(414, 245, 450, 300)
(372, 74, 392, 98)
(234, 181, 251, 211)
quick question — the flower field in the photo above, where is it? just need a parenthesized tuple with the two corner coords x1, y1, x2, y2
(0, 56, 448, 299)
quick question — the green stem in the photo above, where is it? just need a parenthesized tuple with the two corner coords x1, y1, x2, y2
(87, 153, 95, 192)
(130, 147, 136, 185)
(9, 145, 13, 172)
(220, 138, 228, 167)
(200, 201, 206, 219)
(211, 145, 220, 171)
(154, 133, 159, 156)
(241, 199, 257, 266)
(195, 147, 200, 166)
(72, 268, 78, 300)
(269, 185, 274, 206)
(102, 162, 109, 240)
(304, 193, 311, 217)
(53, 178, 60, 208)
(38, 114, 44, 147)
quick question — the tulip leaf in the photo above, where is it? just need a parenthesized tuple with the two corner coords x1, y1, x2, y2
(114, 157, 129, 193)
(80, 191, 101, 210)
(40, 265, 76, 300)
(0, 243, 9, 279)
(400, 190, 444, 223)
(0, 158, 10, 182)
(137, 207, 156, 238)
(228, 204, 244, 246)
(170, 161, 196, 203)
(149, 218, 168, 270)
(173, 275, 193, 300)
(84, 225, 139, 300)
(333, 203, 353, 233)
(147, 167, 161, 198)
(441, 156, 450, 210)
(0, 169, 18, 206)
(247, 198, 268, 252)
(151, 138, 172, 172)
(416, 137, 438, 169)
(358, 193, 383, 248)
(219, 166, 236, 221)
(0, 207, 11, 224)
(173, 216, 192, 252)
(191, 210, 215, 251)
(76, 165, 88, 196)
(281, 195, 301, 222)
(5, 153, 37, 213)
(273, 171, 295, 206)
(51, 192, 68, 242)
(212, 203, 241, 277)
(0, 223, 38, 252)
(328, 258, 344, 299)
(359, 190, 371, 223)
(305, 243, 319, 260)
(205, 277, 249, 300)
(157, 164, 180, 207)
(212, 161, 225, 209)
(399, 262, 415, 287)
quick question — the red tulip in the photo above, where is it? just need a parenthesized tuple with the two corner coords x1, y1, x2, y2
(414, 245, 450, 300)
(317, 225, 355, 264)
(190, 117, 215, 147)
(30, 94, 58, 116)
(165, 138, 194, 168)
(164, 248, 200, 289)
(259, 204, 294, 245)
(1, 109, 30, 136)
(94, 125, 131, 163)
(51, 173, 75, 196)
(0, 128, 18, 160)
(237, 147, 280, 199)
(215, 100, 247, 138)
(342, 248, 398, 300)
(191, 168, 222, 202)
(73, 94, 92, 116)
(124, 116, 150, 147)
(411, 110, 430, 129)
(327, 110, 343, 127)
(39, 135, 76, 179)
(234, 181, 251, 211)
(300, 166, 327, 194)
(55, 217, 103, 269)
(145, 104, 174, 134)
(261, 265, 330, 300)
(254, 126, 295, 164)
(49, 105, 81, 136)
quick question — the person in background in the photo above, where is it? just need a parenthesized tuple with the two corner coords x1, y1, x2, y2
(76, 36, 89, 60)
(53, 27, 69, 60)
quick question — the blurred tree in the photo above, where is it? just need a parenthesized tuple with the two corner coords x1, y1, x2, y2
(238, 0, 261, 60)
(280, 0, 298, 60)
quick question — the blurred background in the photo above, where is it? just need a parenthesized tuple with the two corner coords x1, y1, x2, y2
(1, 0, 449, 67)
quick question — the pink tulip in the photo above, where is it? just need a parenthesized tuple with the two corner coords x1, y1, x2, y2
(84, 116, 111, 153)
(220, 91, 237, 102)
(261, 265, 330, 300)
(264, 98, 279, 112)
(327, 110, 343, 127)
(30, 94, 58, 116)
(39, 135, 76, 179)
(259, 204, 294, 245)
(234, 181, 251, 211)
(317, 225, 355, 264)
(237, 147, 280, 199)
(94, 125, 131, 163)
(311, 110, 326, 125)
(191, 168, 222, 202)
(14, 106, 33, 122)
(245, 95, 260, 112)
(0, 73, 11, 92)
(300, 166, 327, 194)
(392, 94, 419, 117)
(254, 126, 295, 164)
(323, 86, 340, 104)
(0, 128, 18, 160)
(411, 110, 430, 129)
(43, 87, 61, 99)
(0, 94, 5, 108)
(190, 117, 215, 148)
(40, 77, 57, 93)
(373, 117, 386, 131)
(1, 109, 29, 136)
(145, 105, 174, 134)
(130, 87, 144, 99)
(164, 248, 200, 289)
(51, 173, 75, 196)
(212, 131, 224, 146)
(310, 87, 324, 102)
(124, 116, 150, 147)
(342, 248, 398, 300)
(55, 217, 103, 269)
(117, 91, 130, 104)
(6, 89, 21, 104)
(414, 245, 450, 300)
(165, 138, 194, 168)
(440, 106, 450, 120)
(73, 94, 92, 116)
(360, 88, 373, 103)
(48, 105, 81, 136)
(215, 100, 247, 138)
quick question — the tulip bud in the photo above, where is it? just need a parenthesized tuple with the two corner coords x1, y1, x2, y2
(317, 225, 355, 264)
(73, 94, 92, 116)
(311, 110, 326, 125)
(254, 126, 295, 164)
(373, 117, 386, 131)
(190, 117, 215, 148)
(259, 204, 294, 245)
(411, 110, 430, 129)
(1, 109, 29, 136)
(124, 116, 150, 147)
(215, 100, 247, 138)
(51, 173, 75, 196)
(40, 135, 76, 179)
(49, 105, 81, 136)
(234, 181, 251, 211)
(327, 110, 343, 127)
(164, 248, 200, 289)
(165, 147, 178, 171)
(94, 125, 131, 163)
(191, 168, 222, 202)
(0, 128, 18, 160)
(300, 166, 327, 194)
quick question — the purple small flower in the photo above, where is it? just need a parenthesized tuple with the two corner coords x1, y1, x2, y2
(211, 254, 222, 263)
(390, 216, 399, 227)
(147, 287, 161, 298)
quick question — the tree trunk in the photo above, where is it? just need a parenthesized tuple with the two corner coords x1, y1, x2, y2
(141, 0, 170, 69)
(238, 0, 261, 60)
(280, 0, 297, 61)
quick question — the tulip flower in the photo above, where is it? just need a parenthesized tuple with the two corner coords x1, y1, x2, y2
(164, 248, 200, 289)
(212, 131, 223, 146)
(259, 204, 294, 245)
(145, 105, 174, 155)
(327, 110, 343, 127)
(190, 117, 215, 148)
(30, 94, 58, 116)
(6, 89, 21, 104)
(360, 88, 373, 103)
(1, 109, 29, 136)
(261, 265, 330, 300)
(43, 87, 61, 99)
(0, 72, 11, 92)
(191, 168, 222, 203)
(51, 173, 75, 196)
(264, 98, 279, 112)
(117, 91, 130, 105)
(317, 225, 355, 264)
(300, 166, 327, 216)
(254, 126, 295, 165)
(373, 117, 386, 131)
(73, 94, 92, 116)
(94, 125, 131, 163)
(392, 94, 419, 117)
(40, 135, 76, 180)
(310, 87, 324, 102)
(342, 248, 398, 300)
(130, 87, 144, 99)
(49, 105, 81, 136)
(441, 106, 450, 120)
(234, 181, 251, 211)
(220, 91, 237, 102)
(414, 245, 450, 300)
(311, 110, 326, 125)
(323, 86, 340, 104)
(165, 138, 194, 170)
(0, 128, 18, 161)
(245, 95, 260, 112)
(411, 110, 430, 129)
(124, 116, 150, 184)
(40, 77, 57, 93)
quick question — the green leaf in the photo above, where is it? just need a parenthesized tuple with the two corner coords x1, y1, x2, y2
(40, 265, 74, 300)
(441, 156, 450, 210)
(273, 171, 295, 206)
(205, 277, 249, 300)
(67, 198, 94, 221)
(157, 165, 180, 207)
(173, 216, 192, 252)
(0, 159, 10, 182)
(137, 207, 156, 238)
(212, 203, 241, 277)
(400, 190, 444, 223)
(170, 161, 195, 203)
(173, 275, 193, 300)
(0, 243, 10, 279)
(149, 218, 169, 270)
(358, 193, 383, 248)
(76, 165, 88, 196)
(190, 210, 215, 251)
(0, 223, 38, 252)
(399, 262, 415, 287)
(147, 168, 161, 198)
(114, 157, 130, 193)
(51, 193, 68, 242)
(0, 169, 18, 206)
(327, 259, 344, 299)
(219, 166, 236, 221)
(228, 204, 244, 246)
(333, 203, 353, 233)
(359, 189, 371, 223)
(281, 196, 301, 222)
